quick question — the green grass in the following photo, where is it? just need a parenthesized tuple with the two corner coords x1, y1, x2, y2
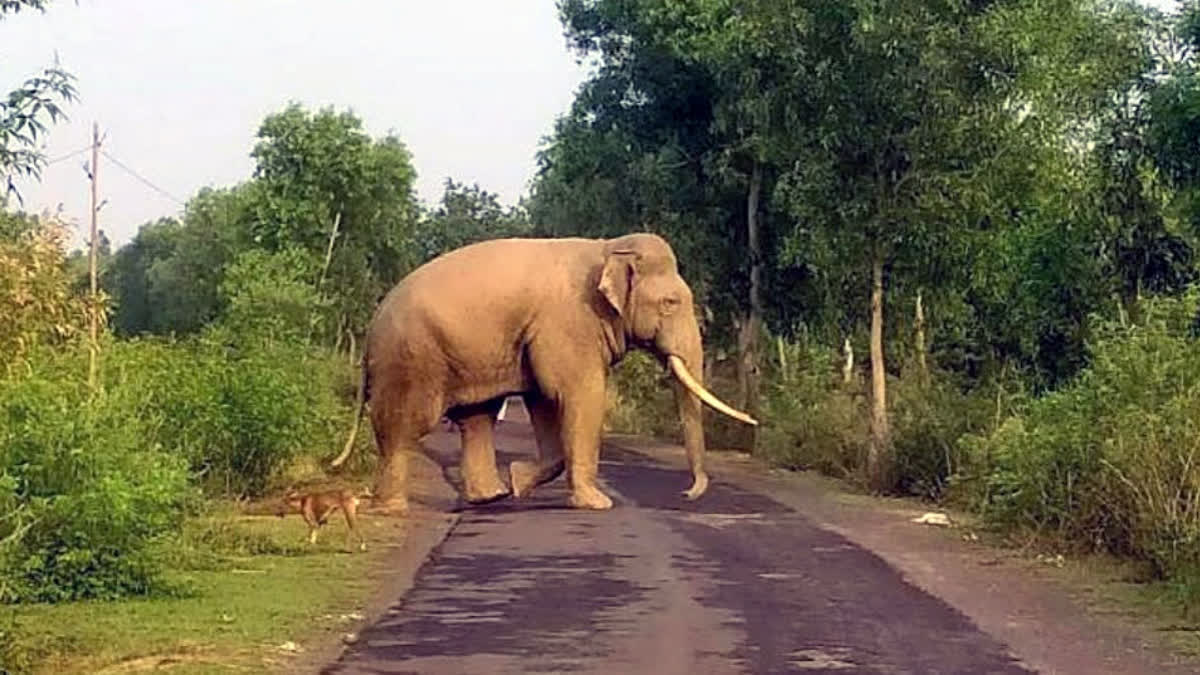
(3, 508, 394, 674)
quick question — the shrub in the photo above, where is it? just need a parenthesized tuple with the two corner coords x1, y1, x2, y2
(958, 290, 1200, 583)
(602, 333, 1006, 500)
(0, 346, 195, 602)
(605, 350, 678, 437)
(757, 337, 868, 479)
(0, 332, 357, 602)
(218, 247, 326, 346)
(0, 211, 89, 377)
(104, 334, 351, 498)
(890, 368, 1002, 500)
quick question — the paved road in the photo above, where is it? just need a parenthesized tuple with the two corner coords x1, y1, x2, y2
(324, 401, 1031, 674)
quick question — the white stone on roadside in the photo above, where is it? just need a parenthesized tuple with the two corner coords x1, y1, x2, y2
(911, 512, 952, 527)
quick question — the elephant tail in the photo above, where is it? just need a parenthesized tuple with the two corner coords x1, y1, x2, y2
(330, 353, 370, 469)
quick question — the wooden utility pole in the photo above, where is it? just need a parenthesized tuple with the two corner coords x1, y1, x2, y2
(87, 122, 101, 390)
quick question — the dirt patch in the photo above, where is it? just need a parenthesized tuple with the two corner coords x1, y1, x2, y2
(608, 436, 1200, 675)
(94, 648, 219, 674)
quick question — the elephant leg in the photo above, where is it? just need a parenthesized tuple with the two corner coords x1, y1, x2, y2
(510, 394, 566, 498)
(457, 402, 512, 504)
(370, 383, 443, 515)
(372, 427, 414, 515)
(559, 381, 613, 511)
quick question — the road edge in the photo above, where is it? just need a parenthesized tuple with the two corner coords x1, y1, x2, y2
(605, 435, 1200, 675)
(290, 456, 463, 675)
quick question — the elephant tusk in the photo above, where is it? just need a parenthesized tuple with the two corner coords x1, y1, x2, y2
(667, 355, 759, 426)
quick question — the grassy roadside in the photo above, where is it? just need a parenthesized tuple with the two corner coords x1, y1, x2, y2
(3, 503, 405, 675)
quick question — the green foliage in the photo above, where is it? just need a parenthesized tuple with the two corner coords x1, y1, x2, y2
(959, 290, 1200, 582)
(110, 336, 346, 498)
(105, 216, 184, 336)
(0, 211, 85, 374)
(605, 351, 677, 438)
(607, 333, 1002, 497)
(107, 185, 255, 337)
(0, 0, 77, 205)
(415, 179, 530, 262)
(889, 369, 1008, 500)
(0, 346, 195, 603)
(0, 331, 358, 604)
(755, 337, 867, 479)
(249, 103, 421, 340)
(108, 103, 424, 347)
(218, 247, 324, 345)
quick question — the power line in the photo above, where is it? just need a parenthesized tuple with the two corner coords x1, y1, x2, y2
(99, 148, 186, 206)
(44, 145, 91, 164)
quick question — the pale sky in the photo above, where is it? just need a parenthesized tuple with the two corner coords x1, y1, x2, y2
(1, 0, 1184, 250)
(2, 1, 592, 248)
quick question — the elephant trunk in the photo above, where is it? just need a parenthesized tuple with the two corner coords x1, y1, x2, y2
(664, 328, 758, 501)
(671, 341, 710, 501)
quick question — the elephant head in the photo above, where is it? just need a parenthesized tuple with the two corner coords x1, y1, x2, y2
(596, 233, 757, 500)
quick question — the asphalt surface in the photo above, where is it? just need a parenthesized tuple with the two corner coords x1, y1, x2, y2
(323, 400, 1032, 674)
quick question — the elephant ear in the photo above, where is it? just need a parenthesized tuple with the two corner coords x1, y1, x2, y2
(599, 249, 639, 317)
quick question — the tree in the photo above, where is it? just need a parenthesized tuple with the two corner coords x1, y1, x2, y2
(1148, 2, 1200, 240)
(542, 0, 1154, 487)
(766, 0, 1148, 487)
(415, 178, 529, 262)
(542, 0, 778, 401)
(107, 185, 253, 336)
(0, 207, 85, 373)
(106, 217, 181, 336)
(248, 103, 422, 344)
(217, 247, 323, 347)
(0, 0, 77, 205)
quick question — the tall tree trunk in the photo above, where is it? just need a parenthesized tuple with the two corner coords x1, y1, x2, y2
(867, 248, 892, 491)
(842, 337, 854, 386)
(914, 289, 927, 384)
(1121, 273, 1142, 325)
(317, 210, 343, 293)
(333, 313, 346, 353)
(736, 160, 764, 450)
(309, 209, 343, 346)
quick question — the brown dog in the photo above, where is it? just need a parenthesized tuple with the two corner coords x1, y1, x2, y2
(276, 487, 368, 551)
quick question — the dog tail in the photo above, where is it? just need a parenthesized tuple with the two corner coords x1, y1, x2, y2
(330, 352, 370, 469)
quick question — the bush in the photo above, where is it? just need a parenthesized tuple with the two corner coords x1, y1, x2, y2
(218, 247, 326, 346)
(0, 332, 358, 602)
(0, 346, 195, 602)
(0, 212, 88, 376)
(605, 351, 678, 437)
(108, 334, 351, 497)
(890, 368, 1004, 500)
(958, 290, 1200, 583)
(602, 334, 1006, 500)
(757, 337, 868, 479)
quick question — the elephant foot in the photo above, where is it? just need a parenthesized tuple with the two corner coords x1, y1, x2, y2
(510, 460, 539, 498)
(463, 489, 512, 505)
(567, 485, 614, 510)
(369, 495, 409, 516)
(681, 471, 710, 501)
(463, 480, 512, 504)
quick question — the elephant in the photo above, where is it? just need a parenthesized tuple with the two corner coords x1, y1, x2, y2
(330, 232, 757, 514)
